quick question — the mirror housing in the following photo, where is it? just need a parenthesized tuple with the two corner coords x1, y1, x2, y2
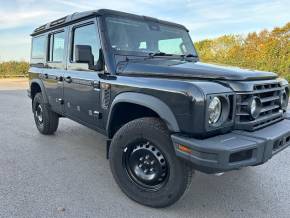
(75, 45, 94, 66)
(74, 45, 104, 71)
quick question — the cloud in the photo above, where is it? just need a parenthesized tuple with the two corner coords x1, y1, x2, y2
(0, 0, 289, 61)
(50, 0, 93, 10)
(0, 11, 53, 29)
(50, 0, 146, 13)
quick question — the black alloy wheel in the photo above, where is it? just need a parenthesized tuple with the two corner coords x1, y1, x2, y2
(123, 140, 169, 191)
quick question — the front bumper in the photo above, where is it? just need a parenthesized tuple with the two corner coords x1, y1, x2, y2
(172, 118, 290, 174)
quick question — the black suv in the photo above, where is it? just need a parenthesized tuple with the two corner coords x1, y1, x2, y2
(28, 9, 290, 208)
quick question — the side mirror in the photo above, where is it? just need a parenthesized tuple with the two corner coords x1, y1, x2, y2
(75, 45, 94, 66)
(74, 45, 104, 71)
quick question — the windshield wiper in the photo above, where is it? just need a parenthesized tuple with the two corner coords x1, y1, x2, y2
(180, 53, 199, 62)
(148, 52, 173, 58)
(181, 54, 198, 58)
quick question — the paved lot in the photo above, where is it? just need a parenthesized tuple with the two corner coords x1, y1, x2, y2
(0, 86, 290, 217)
(0, 78, 28, 90)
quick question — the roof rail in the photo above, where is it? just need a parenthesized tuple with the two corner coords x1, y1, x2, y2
(34, 24, 46, 33)
(50, 16, 67, 27)
(31, 9, 187, 36)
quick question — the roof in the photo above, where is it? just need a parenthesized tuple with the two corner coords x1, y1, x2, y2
(31, 9, 188, 36)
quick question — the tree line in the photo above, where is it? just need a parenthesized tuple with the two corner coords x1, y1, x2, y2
(0, 22, 289, 80)
(195, 22, 289, 81)
(0, 61, 29, 78)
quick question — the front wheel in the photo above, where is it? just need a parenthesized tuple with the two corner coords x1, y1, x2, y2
(109, 117, 193, 208)
(33, 93, 59, 135)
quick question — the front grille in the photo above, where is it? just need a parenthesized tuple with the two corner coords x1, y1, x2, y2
(235, 82, 284, 131)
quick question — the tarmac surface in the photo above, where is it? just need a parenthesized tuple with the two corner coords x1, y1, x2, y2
(0, 81, 290, 217)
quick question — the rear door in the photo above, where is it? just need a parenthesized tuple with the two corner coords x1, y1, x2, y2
(42, 29, 67, 114)
(63, 19, 103, 128)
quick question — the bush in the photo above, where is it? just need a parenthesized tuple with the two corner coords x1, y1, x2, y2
(0, 61, 29, 78)
(195, 22, 290, 81)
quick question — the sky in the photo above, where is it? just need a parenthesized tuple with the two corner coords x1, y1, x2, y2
(0, 0, 289, 61)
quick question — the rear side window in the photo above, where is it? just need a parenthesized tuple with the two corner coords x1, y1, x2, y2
(31, 36, 45, 58)
(72, 24, 100, 65)
(49, 31, 65, 62)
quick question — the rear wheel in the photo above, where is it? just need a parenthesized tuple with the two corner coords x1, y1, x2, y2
(33, 93, 59, 135)
(109, 117, 193, 208)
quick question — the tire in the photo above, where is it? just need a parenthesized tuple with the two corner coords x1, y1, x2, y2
(32, 92, 59, 135)
(109, 117, 193, 208)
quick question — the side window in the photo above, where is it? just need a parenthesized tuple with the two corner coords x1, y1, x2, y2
(31, 36, 45, 58)
(48, 31, 65, 62)
(72, 24, 100, 65)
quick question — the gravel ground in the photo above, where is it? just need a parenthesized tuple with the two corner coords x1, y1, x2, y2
(0, 87, 290, 218)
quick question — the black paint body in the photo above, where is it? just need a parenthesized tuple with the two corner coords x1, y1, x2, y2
(28, 9, 290, 173)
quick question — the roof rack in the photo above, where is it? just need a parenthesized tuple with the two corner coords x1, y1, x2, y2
(34, 24, 47, 33)
(31, 9, 187, 36)
(50, 17, 67, 27)
(31, 11, 96, 36)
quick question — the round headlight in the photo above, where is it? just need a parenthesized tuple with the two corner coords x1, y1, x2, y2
(248, 97, 261, 119)
(208, 97, 222, 124)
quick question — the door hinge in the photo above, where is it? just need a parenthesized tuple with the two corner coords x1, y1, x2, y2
(92, 110, 102, 119)
(58, 98, 64, 104)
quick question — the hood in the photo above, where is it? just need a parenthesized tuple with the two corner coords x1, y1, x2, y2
(117, 59, 277, 81)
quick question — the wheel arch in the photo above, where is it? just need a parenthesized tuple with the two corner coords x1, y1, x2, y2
(106, 92, 180, 138)
(30, 79, 49, 103)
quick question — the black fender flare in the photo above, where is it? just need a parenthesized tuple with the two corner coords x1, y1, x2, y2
(106, 92, 180, 136)
(30, 79, 49, 103)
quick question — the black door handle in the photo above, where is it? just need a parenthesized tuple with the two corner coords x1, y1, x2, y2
(58, 76, 64, 82)
(65, 76, 72, 83)
(44, 73, 48, 79)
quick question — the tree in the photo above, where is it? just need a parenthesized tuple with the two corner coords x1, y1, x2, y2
(195, 22, 290, 81)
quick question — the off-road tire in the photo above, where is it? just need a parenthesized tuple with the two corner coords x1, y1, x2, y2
(109, 117, 193, 208)
(32, 92, 59, 135)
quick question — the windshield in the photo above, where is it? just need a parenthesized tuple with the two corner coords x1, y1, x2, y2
(105, 16, 197, 56)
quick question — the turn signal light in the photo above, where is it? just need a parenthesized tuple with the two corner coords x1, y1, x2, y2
(177, 144, 192, 154)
